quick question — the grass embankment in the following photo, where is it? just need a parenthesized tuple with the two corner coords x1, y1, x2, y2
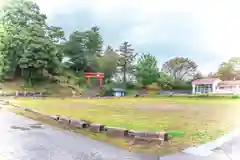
(0, 80, 84, 96)
(11, 97, 240, 155)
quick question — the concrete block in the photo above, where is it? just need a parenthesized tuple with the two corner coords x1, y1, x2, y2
(58, 116, 70, 125)
(89, 123, 105, 132)
(44, 115, 59, 120)
(24, 108, 41, 115)
(69, 118, 89, 129)
(128, 130, 168, 141)
(105, 126, 128, 137)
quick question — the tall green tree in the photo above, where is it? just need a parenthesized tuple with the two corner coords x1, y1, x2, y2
(85, 26, 103, 56)
(98, 46, 119, 81)
(118, 41, 137, 84)
(0, 23, 8, 79)
(64, 31, 87, 72)
(135, 53, 159, 86)
(64, 26, 103, 73)
(162, 57, 197, 80)
(1, 0, 64, 84)
(215, 57, 240, 80)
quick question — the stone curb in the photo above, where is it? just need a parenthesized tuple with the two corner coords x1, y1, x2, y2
(11, 103, 169, 142)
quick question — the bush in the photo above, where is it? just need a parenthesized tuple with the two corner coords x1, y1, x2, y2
(42, 87, 52, 95)
(86, 83, 92, 89)
(171, 79, 192, 90)
(232, 95, 240, 99)
(99, 86, 108, 96)
(125, 90, 138, 96)
(125, 82, 136, 89)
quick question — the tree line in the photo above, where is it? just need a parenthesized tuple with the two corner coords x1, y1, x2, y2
(0, 0, 239, 91)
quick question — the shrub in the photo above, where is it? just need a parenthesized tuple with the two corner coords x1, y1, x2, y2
(232, 95, 240, 99)
(86, 83, 92, 89)
(125, 82, 136, 89)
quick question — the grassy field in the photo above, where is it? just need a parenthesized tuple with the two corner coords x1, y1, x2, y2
(11, 97, 240, 155)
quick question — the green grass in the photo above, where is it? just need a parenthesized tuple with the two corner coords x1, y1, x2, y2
(11, 97, 240, 154)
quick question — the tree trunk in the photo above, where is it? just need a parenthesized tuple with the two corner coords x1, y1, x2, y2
(123, 63, 126, 84)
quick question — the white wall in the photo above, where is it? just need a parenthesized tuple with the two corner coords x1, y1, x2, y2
(212, 80, 221, 93)
(192, 84, 196, 94)
(216, 86, 240, 94)
(113, 91, 124, 97)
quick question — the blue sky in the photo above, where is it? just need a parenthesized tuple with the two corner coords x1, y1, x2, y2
(2, 0, 240, 75)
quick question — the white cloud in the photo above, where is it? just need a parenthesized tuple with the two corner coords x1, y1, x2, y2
(16, 0, 240, 74)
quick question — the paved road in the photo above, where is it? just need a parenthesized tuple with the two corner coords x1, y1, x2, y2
(0, 106, 239, 160)
(0, 108, 156, 160)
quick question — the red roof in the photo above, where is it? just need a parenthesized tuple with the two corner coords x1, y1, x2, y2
(192, 78, 221, 85)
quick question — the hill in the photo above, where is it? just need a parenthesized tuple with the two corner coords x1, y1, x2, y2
(0, 79, 103, 97)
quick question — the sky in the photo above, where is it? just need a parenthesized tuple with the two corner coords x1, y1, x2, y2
(1, 0, 240, 75)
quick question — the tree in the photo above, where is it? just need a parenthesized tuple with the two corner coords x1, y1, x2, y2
(192, 71, 203, 80)
(98, 46, 119, 81)
(64, 26, 103, 73)
(215, 57, 240, 80)
(1, 0, 64, 84)
(0, 24, 9, 80)
(162, 57, 197, 80)
(158, 72, 174, 89)
(84, 26, 103, 56)
(64, 31, 87, 72)
(135, 53, 159, 86)
(208, 72, 218, 78)
(118, 41, 137, 84)
(217, 62, 234, 80)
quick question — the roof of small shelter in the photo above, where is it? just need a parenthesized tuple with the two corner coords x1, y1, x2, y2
(192, 78, 221, 85)
(112, 88, 125, 92)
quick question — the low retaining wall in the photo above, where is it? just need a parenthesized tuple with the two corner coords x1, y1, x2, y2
(160, 90, 192, 95)
(10, 103, 168, 143)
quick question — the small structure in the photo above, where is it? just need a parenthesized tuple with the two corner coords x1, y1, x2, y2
(192, 78, 240, 94)
(111, 88, 125, 97)
(217, 80, 240, 94)
(192, 78, 221, 94)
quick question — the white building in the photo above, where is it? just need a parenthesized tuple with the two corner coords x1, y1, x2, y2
(192, 78, 240, 94)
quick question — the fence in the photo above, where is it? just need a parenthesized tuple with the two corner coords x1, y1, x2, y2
(160, 90, 192, 95)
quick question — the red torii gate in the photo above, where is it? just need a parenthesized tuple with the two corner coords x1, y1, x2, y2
(85, 72, 104, 88)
